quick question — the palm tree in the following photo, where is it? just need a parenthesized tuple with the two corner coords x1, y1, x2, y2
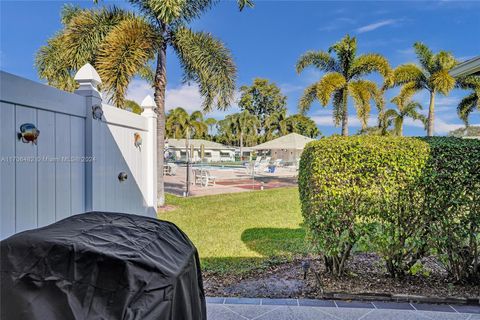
(205, 117, 218, 136)
(264, 110, 288, 141)
(35, 1, 253, 206)
(394, 43, 457, 136)
(385, 91, 426, 136)
(224, 111, 259, 159)
(166, 108, 208, 139)
(456, 76, 480, 126)
(296, 35, 392, 136)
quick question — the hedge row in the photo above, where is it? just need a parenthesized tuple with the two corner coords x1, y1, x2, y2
(299, 136, 480, 282)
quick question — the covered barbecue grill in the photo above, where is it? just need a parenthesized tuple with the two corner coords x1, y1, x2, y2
(0, 212, 206, 320)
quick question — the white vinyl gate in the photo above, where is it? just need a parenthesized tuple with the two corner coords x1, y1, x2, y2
(0, 64, 157, 240)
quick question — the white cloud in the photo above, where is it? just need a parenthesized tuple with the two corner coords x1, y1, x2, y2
(311, 113, 377, 128)
(356, 19, 398, 33)
(126, 79, 240, 119)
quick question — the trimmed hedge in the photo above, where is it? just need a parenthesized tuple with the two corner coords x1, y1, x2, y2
(299, 136, 480, 282)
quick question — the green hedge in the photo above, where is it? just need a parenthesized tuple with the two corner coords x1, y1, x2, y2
(299, 136, 480, 282)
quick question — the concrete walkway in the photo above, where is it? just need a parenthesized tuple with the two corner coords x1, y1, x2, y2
(206, 298, 480, 320)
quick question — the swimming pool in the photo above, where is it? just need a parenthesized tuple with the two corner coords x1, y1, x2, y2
(190, 165, 244, 171)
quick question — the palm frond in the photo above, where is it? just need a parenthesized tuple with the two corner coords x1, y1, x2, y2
(350, 53, 392, 80)
(328, 34, 357, 76)
(295, 51, 338, 74)
(316, 72, 346, 106)
(96, 16, 157, 107)
(413, 42, 434, 74)
(298, 83, 319, 113)
(394, 63, 427, 87)
(172, 27, 236, 111)
(63, 6, 133, 70)
(35, 33, 77, 91)
(457, 93, 479, 126)
(332, 89, 344, 126)
(433, 51, 457, 73)
(430, 70, 455, 95)
(348, 80, 377, 129)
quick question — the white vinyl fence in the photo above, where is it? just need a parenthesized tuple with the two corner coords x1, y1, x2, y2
(0, 64, 157, 240)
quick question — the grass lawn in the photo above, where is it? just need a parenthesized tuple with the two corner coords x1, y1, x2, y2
(160, 187, 308, 274)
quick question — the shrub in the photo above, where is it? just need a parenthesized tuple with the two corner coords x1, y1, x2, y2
(422, 137, 480, 283)
(299, 136, 429, 277)
(299, 136, 480, 282)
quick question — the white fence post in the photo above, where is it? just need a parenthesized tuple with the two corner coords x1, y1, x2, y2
(74, 63, 102, 212)
(141, 95, 158, 213)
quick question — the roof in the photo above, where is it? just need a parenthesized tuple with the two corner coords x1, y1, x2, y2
(167, 138, 234, 150)
(450, 56, 480, 77)
(252, 133, 315, 150)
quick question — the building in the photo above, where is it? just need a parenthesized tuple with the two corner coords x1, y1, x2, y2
(251, 133, 315, 162)
(166, 139, 235, 162)
(450, 56, 480, 77)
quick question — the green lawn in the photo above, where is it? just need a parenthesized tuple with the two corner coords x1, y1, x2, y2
(160, 188, 308, 274)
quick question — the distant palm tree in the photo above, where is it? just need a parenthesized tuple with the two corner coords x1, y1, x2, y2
(166, 108, 207, 139)
(296, 35, 392, 136)
(385, 92, 426, 136)
(456, 76, 479, 126)
(264, 110, 288, 140)
(36, 1, 253, 206)
(205, 117, 218, 136)
(394, 43, 457, 136)
(224, 111, 259, 158)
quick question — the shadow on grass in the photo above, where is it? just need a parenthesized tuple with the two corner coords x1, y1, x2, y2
(241, 227, 308, 258)
(200, 227, 307, 274)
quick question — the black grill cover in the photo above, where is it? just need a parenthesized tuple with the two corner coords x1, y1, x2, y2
(0, 212, 206, 320)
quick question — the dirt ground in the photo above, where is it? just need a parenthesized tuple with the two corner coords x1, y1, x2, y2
(203, 253, 480, 299)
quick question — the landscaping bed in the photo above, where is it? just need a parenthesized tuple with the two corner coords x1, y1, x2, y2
(203, 253, 480, 301)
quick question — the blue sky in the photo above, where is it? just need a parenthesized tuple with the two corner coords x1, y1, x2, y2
(1, 0, 479, 136)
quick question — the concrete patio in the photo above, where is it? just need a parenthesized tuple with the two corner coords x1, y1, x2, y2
(206, 298, 480, 320)
(164, 164, 298, 197)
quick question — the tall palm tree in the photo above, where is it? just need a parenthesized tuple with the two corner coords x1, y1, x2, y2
(35, 1, 253, 206)
(456, 76, 480, 126)
(296, 35, 392, 136)
(224, 111, 259, 158)
(394, 43, 457, 136)
(264, 110, 288, 141)
(385, 92, 426, 136)
(166, 108, 208, 139)
(205, 117, 218, 136)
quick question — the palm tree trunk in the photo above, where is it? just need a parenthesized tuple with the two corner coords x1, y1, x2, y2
(399, 118, 403, 137)
(341, 89, 349, 136)
(154, 43, 167, 207)
(427, 90, 435, 137)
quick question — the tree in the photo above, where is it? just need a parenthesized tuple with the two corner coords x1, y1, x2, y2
(166, 108, 207, 139)
(35, 1, 253, 206)
(264, 110, 287, 141)
(205, 117, 217, 136)
(456, 76, 480, 126)
(217, 111, 259, 157)
(124, 99, 143, 114)
(394, 42, 456, 136)
(284, 114, 320, 138)
(296, 35, 391, 136)
(449, 126, 480, 137)
(385, 91, 426, 136)
(238, 78, 287, 134)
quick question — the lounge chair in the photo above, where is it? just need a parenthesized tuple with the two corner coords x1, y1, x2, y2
(200, 170, 216, 187)
(193, 168, 203, 185)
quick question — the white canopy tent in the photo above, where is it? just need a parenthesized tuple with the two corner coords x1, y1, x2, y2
(252, 133, 315, 162)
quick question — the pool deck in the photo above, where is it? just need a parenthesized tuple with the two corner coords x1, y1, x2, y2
(206, 297, 480, 320)
(164, 165, 298, 197)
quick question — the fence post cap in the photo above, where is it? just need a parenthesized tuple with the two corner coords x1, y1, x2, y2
(74, 63, 102, 88)
(141, 95, 157, 117)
